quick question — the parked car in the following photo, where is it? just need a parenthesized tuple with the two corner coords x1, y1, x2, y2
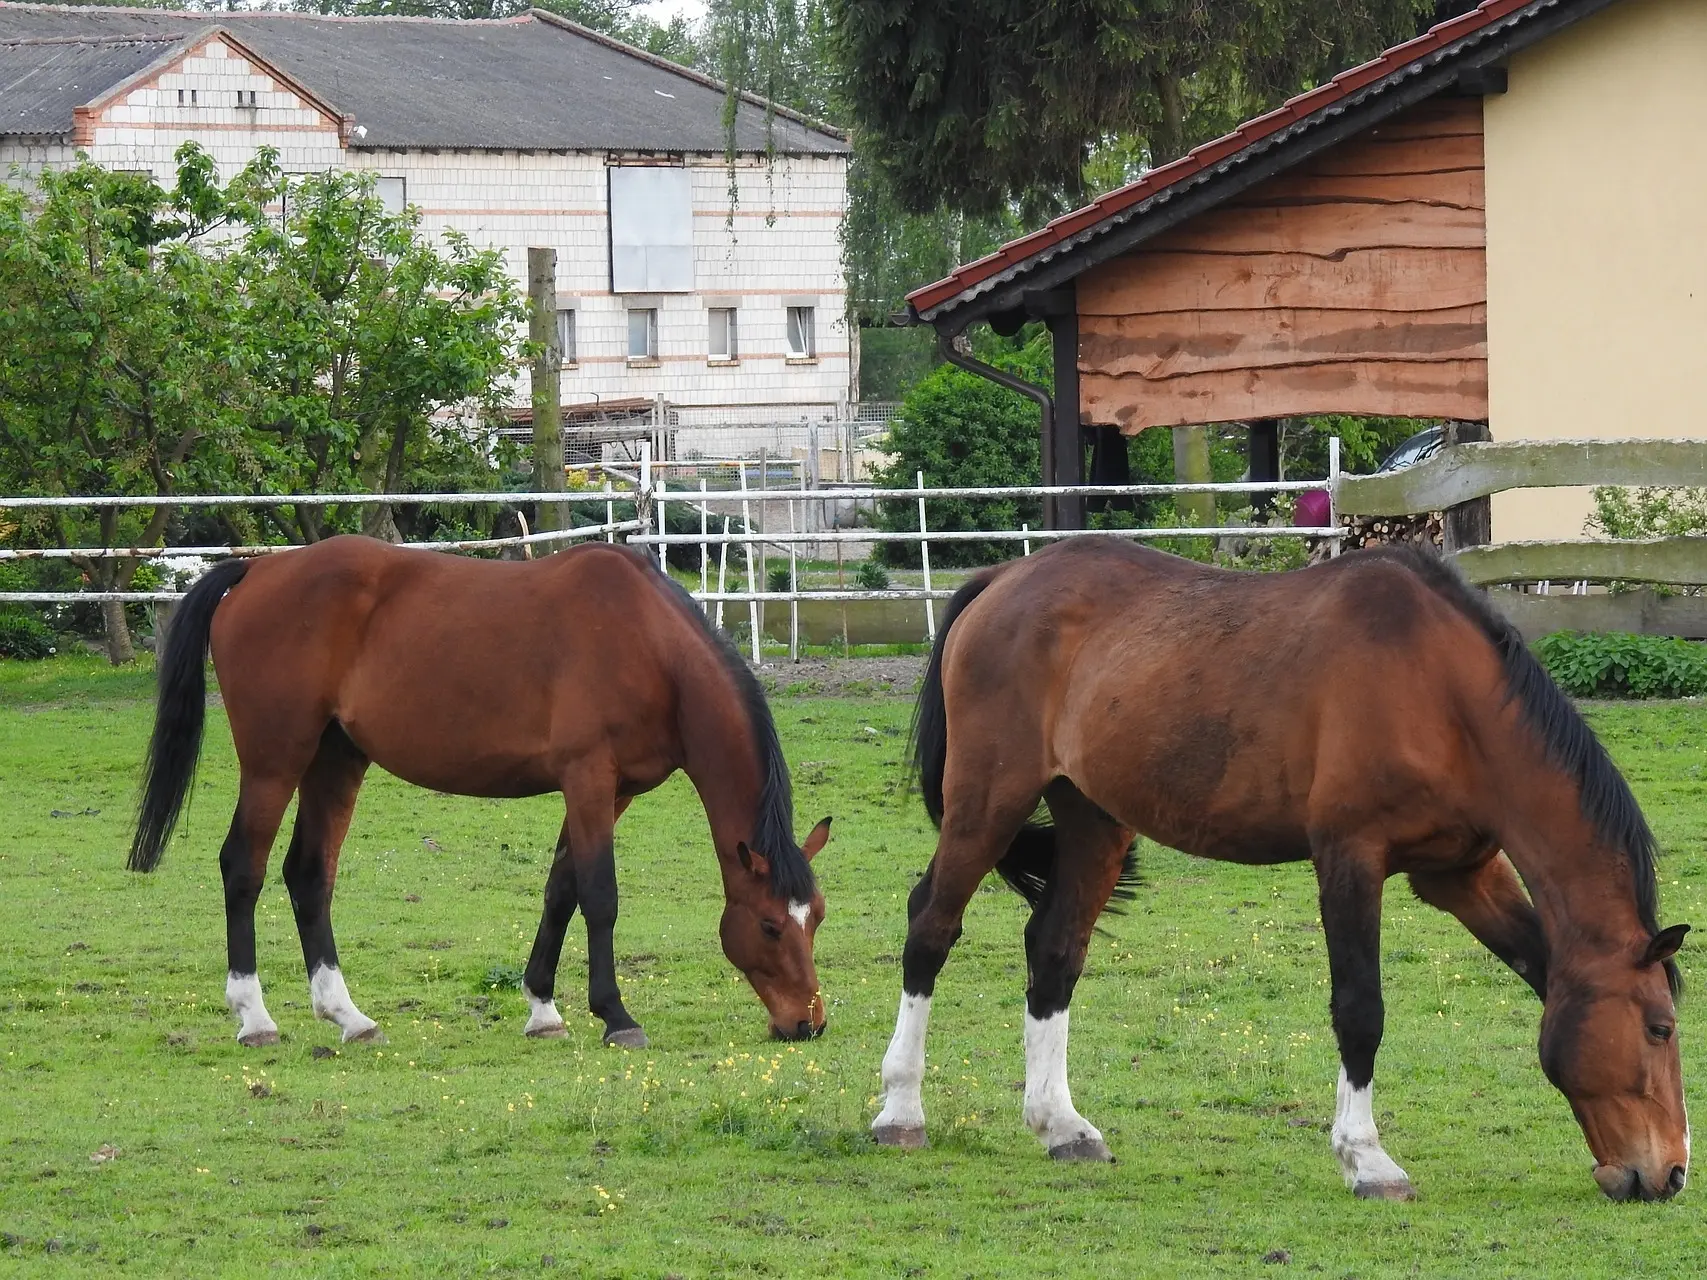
(1294, 425, 1449, 526)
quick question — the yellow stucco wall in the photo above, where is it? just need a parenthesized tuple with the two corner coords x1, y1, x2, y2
(1484, 0, 1707, 542)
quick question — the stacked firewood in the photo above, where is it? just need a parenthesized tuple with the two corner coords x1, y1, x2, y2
(1339, 512, 1444, 550)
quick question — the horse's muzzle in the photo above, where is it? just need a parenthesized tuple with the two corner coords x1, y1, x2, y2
(1595, 1162, 1687, 1202)
(771, 1019, 826, 1042)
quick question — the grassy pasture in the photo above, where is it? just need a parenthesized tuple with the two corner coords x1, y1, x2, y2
(2, 655, 1705, 1277)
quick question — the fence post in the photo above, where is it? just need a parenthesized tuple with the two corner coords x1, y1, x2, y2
(603, 480, 614, 543)
(1022, 523, 1031, 556)
(918, 470, 936, 643)
(788, 494, 800, 664)
(527, 247, 566, 534)
(1327, 436, 1342, 558)
(1441, 420, 1493, 553)
(716, 517, 730, 631)
(656, 479, 669, 572)
(698, 478, 709, 602)
(740, 466, 760, 665)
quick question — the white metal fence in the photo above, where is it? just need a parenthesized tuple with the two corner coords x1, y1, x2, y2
(1, 439, 1343, 656)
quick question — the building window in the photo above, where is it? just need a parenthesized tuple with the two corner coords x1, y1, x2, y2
(708, 307, 737, 361)
(607, 165, 693, 294)
(786, 306, 816, 359)
(627, 308, 659, 361)
(237, 89, 258, 108)
(556, 309, 577, 366)
(374, 176, 406, 214)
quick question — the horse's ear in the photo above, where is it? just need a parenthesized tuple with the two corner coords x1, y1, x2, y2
(802, 817, 832, 860)
(736, 842, 770, 879)
(1645, 924, 1691, 966)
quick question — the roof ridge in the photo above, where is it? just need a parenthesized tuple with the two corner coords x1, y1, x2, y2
(1, 32, 183, 46)
(0, 2, 532, 23)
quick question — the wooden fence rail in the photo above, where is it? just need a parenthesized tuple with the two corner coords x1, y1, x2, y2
(1335, 438, 1707, 518)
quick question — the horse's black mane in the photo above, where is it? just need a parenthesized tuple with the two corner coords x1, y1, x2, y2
(647, 558, 816, 904)
(1370, 546, 1678, 994)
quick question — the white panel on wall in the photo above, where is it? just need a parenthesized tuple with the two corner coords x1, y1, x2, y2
(608, 165, 692, 293)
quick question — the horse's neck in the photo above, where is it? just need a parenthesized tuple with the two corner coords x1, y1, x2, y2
(674, 652, 766, 865)
(1500, 790, 1644, 955)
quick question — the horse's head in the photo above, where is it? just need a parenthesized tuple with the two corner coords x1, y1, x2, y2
(1541, 923, 1690, 1201)
(720, 817, 832, 1041)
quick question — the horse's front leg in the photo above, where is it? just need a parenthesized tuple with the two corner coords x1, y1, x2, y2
(1317, 841, 1414, 1200)
(562, 787, 644, 1049)
(519, 818, 577, 1040)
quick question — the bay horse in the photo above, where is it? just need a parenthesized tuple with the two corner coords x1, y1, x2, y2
(128, 536, 831, 1049)
(873, 537, 1689, 1202)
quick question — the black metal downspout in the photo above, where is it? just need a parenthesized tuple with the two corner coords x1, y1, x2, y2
(934, 330, 1064, 529)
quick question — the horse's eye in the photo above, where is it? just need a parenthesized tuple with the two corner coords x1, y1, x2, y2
(1649, 1023, 1675, 1043)
(760, 920, 783, 940)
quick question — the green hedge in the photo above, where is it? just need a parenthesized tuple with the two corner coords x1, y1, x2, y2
(1535, 631, 1707, 699)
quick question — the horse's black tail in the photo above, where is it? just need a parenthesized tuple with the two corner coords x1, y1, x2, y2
(910, 567, 1140, 918)
(129, 558, 250, 873)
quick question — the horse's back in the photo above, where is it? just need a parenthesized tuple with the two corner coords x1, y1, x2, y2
(208, 536, 687, 795)
(942, 539, 1504, 862)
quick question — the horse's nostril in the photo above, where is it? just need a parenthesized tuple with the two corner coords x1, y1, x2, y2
(1669, 1165, 1687, 1194)
(795, 1020, 812, 1040)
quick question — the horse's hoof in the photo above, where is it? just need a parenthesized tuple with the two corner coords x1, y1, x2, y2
(237, 1029, 279, 1048)
(1353, 1178, 1416, 1201)
(1049, 1137, 1115, 1163)
(343, 1024, 386, 1045)
(603, 1027, 648, 1049)
(526, 1022, 570, 1040)
(872, 1124, 928, 1149)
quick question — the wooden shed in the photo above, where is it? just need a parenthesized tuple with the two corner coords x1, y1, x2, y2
(906, 0, 1707, 540)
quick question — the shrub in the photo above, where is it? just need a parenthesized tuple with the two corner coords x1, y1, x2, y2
(873, 331, 1050, 567)
(767, 564, 793, 594)
(854, 559, 890, 590)
(1534, 631, 1707, 699)
(0, 609, 56, 660)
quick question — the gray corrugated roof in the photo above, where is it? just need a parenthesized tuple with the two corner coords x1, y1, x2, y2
(0, 5, 847, 153)
(0, 34, 174, 137)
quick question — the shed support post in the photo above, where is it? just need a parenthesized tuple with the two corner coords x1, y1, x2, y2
(1249, 420, 1281, 517)
(1047, 304, 1083, 530)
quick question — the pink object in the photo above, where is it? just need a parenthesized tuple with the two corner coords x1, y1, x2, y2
(1294, 489, 1331, 528)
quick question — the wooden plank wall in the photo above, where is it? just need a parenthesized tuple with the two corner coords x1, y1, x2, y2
(1078, 97, 1488, 432)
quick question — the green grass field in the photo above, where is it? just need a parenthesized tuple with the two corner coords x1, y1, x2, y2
(2, 655, 1705, 1277)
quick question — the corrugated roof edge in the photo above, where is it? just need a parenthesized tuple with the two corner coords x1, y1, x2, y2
(528, 8, 847, 147)
(905, 0, 1584, 323)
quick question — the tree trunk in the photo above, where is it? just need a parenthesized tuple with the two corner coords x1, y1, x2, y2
(1171, 425, 1217, 527)
(100, 598, 135, 666)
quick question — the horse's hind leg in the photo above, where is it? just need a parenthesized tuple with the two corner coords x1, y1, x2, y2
(551, 776, 644, 1048)
(1316, 837, 1414, 1200)
(282, 723, 380, 1043)
(1020, 781, 1133, 1161)
(221, 776, 297, 1047)
(1409, 854, 1547, 1000)
(872, 772, 1038, 1149)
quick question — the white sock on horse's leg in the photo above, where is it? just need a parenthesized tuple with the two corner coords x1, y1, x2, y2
(522, 983, 568, 1037)
(309, 965, 382, 1043)
(1022, 1008, 1110, 1159)
(227, 971, 279, 1046)
(1331, 1067, 1414, 1197)
(872, 992, 931, 1144)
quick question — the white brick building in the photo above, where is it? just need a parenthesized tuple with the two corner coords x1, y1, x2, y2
(0, 5, 854, 428)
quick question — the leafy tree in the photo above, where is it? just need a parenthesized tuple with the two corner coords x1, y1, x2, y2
(235, 161, 527, 544)
(0, 151, 263, 662)
(830, 0, 1432, 216)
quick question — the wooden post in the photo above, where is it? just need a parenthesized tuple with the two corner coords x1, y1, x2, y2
(1441, 420, 1492, 553)
(1047, 305, 1083, 530)
(1172, 425, 1216, 528)
(1248, 419, 1281, 517)
(527, 247, 566, 532)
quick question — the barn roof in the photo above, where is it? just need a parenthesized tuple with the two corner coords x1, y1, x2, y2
(907, 0, 1617, 326)
(0, 4, 847, 154)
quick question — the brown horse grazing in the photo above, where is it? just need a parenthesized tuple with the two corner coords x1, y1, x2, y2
(128, 536, 831, 1049)
(873, 537, 1689, 1202)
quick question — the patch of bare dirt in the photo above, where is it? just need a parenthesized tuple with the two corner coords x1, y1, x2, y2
(754, 655, 925, 698)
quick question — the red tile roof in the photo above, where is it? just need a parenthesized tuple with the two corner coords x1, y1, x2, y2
(906, 0, 1565, 320)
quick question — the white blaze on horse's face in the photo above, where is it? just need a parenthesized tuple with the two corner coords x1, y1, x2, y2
(788, 900, 811, 931)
